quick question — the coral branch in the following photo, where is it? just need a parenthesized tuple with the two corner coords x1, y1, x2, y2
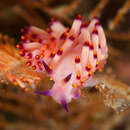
(108, 0, 130, 30)
(89, 0, 109, 18)
(96, 75, 130, 112)
(105, 30, 130, 41)
(0, 34, 42, 89)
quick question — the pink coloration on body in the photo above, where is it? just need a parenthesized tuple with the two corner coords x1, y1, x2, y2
(17, 15, 108, 113)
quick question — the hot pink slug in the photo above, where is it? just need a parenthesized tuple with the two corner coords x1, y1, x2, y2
(17, 15, 108, 113)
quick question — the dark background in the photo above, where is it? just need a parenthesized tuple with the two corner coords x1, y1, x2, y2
(0, 0, 130, 130)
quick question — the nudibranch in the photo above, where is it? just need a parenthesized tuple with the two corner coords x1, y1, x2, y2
(17, 15, 108, 113)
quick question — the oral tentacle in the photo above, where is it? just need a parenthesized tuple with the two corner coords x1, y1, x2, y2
(35, 90, 51, 96)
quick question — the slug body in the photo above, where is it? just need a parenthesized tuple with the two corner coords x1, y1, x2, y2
(18, 15, 108, 112)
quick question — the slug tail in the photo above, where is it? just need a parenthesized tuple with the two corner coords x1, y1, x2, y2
(61, 99, 70, 114)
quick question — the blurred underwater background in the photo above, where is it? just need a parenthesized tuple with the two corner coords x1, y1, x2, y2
(0, 0, 130, 130)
